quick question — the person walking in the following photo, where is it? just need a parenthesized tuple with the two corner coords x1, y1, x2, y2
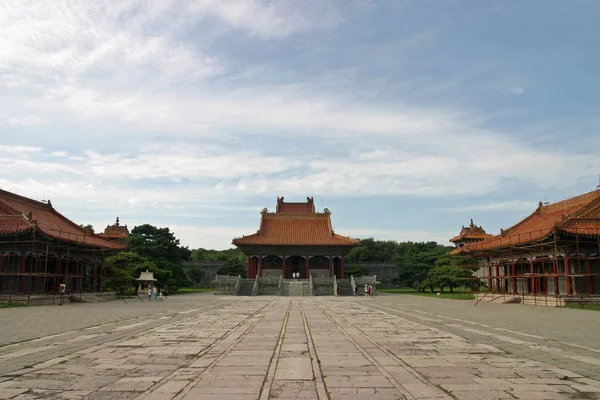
(163, 286, 168, 299)
(152, 287, 158, 302)
(364, 284, 368, 297)
(147, 287, 152, 301)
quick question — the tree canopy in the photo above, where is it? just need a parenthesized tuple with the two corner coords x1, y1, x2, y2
(103, 251, 169, 295)
(79, 224, 95, 234)
(124, 224, 191, 290)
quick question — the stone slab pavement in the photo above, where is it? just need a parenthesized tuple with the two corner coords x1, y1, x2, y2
(0, 294, 599, 399)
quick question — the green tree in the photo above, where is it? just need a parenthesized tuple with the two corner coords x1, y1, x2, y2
(186, 265, 206, 285)
(191, 247, 244, 262)
(216, 258, 247, 278)
(79, 224, 95, 234)
(104, 251, 157, 295)
(426, 254, 475, 293)
(347, 264, 367, 277)
(125, 224, 192, 290)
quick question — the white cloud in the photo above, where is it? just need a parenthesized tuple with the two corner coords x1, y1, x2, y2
(438, 200, 535, 213)
(0, 145, 42, 154)
(510, 86, 525, 94)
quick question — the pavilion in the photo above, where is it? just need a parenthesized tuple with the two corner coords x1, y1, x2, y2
(232, 197, 359, 279)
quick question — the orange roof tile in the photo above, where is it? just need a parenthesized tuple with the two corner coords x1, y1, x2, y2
(449, 220, 492, 243)
(0, 189, 126, 250)
(276, 196, 315, 213)
(233, 211, 359, 246)
(98, 217, 129, 239)
(463, 190, 600, 252)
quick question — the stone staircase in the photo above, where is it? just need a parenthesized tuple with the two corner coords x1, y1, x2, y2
(337, 279, 354, 296)
(237, 279, 255, 296)
(280, 280, 311, 296)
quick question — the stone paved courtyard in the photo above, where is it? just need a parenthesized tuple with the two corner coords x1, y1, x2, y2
(1, 294, 600, 399)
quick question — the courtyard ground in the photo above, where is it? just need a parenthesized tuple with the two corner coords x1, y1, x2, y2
(0, 294, 599, 399)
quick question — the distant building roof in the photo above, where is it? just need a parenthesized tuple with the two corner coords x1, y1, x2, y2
(458, 190, 600, 253)
(98, 216, 129, 240)
(232, 197, 359, 247)
(0, 189, 126, 250)
(449, 219, 493, 243)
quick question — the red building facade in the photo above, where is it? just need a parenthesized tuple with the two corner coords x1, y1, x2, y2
(0, 189, 125, 294)
(453, 190, 600, 299)
(232, 197, 358, 279)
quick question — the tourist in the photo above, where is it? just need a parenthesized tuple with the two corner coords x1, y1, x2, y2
(147, 287, 152, 301)
(158, 292, 164, 302)
(163, 286, 168, 299)
(152, 287, 158, 301)
(353, 284, 358, 296)
(364, 284, 368, 297)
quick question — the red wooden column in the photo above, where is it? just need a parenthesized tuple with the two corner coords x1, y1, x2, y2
(511, 260, 517, 294)
(340, 256, 345, 279)
(552, 257, 560, 296)
(305, 256, 309, 279)
(282, 256, 286, 279)
(495, 263, 500, 292)
(0, 253, 4, 292)
(529, 258, 535, 294)
(328, 256, 333, 278)
(259, 256, 263, 278)
(30, 255, 37, 293)
(487, 263, 493, 292)
(565, 253, 573, 295)
(17, 253, 26, 293)
(586, 258, 594, 295)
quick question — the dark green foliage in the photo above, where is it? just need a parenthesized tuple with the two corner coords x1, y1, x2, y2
(186, 265, 206, 285)
(79, 224, 95, 234)
(216, 258, 247, 278)
(345, 238, 463, 289)
(125, 224, 192, 290)
(104, 251, 171, 295)
(191, 248, 245, 263)
(346, 238, 454, 288)
(347, 264, 367, 277)
(420, 254, 476, 293)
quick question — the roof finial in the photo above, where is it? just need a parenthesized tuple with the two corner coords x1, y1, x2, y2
(469, 218, 474, 228)
(115, 216, 120, 226)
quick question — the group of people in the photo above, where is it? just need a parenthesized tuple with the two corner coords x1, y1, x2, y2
(147, 286, 168, 302)
(352, 283, 374, 297)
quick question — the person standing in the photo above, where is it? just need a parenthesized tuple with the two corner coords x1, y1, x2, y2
(163, 286, 168, 299)
(152, 287, 158, 302)
(147, 287, 152, 301)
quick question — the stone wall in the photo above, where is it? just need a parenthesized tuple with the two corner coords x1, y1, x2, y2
(345, 263, 398, 288)
(183, 261, 222, 287)
(258, 276, 280, 295)
(184, 260, 400, 288)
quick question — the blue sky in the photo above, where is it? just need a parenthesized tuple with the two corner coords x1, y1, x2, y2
(1, 0, 599, 249)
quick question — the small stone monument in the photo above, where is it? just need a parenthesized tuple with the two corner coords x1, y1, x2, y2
(136, 270, 157, 293)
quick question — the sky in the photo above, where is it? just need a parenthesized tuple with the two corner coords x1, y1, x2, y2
(1, 0, 600, 250)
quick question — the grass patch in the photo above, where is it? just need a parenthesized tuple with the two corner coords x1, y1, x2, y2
(378, 288, 475, 300)
(0, 302, 27, 308)
(175, 287, 214, 294)
(564, 304, 600, 311)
